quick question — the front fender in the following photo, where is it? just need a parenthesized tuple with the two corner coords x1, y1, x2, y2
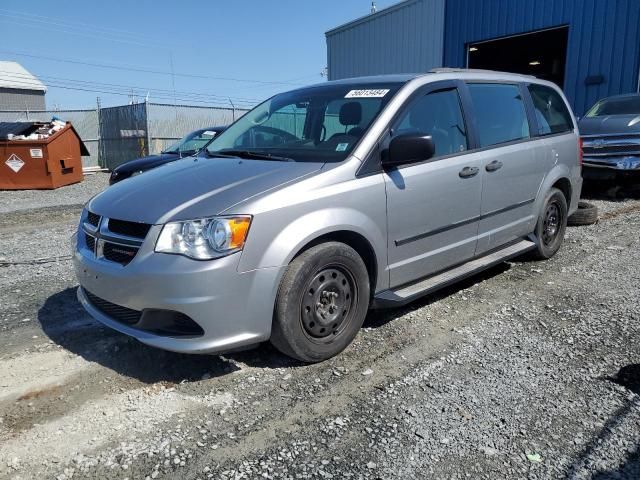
(238, 207, 388, 292)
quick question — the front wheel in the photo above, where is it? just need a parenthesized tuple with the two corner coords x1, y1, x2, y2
(270, 242, 370, 363)
(531, 187, 568, 260)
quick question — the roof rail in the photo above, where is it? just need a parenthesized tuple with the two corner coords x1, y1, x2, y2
(429, 68, 536, 79)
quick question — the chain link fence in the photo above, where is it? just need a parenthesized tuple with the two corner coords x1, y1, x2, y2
(98, 103, 147, 169)
(0, 102, 249, 170)
(0, 108, 99, 166)
(146, 103, 240, 154)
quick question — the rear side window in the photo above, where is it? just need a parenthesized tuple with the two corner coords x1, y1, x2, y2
(528, 84, 574, 135)
(467, 83, 530, 147)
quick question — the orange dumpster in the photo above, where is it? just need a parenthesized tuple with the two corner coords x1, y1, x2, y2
(0, 121, 89, 190)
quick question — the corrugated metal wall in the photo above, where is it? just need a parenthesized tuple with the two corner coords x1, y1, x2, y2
(444, 0, 640, 115)
(326, 0, 445, 80)
(0, 88, 45, 111)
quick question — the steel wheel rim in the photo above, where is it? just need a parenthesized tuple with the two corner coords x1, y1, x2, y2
(542, 202, 561, 246)
(300, 264, 357, 340)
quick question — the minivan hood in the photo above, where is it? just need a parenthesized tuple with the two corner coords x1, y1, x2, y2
(579, 115, 640, 136)
(89, 156, 322, 224)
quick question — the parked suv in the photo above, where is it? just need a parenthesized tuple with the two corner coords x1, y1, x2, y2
(579, 93, 640, 180)
(74, 70, 582, 362)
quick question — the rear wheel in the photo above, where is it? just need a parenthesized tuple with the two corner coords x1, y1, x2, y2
(531, 187, 568, 260)
(270, 242, 370, 363)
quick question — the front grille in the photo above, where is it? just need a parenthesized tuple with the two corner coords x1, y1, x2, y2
(86, 211, 100, 227)
(84, 289, 141, 325)
(583, 136, 640, 157)
(85, 234, 96, 251)
(103, 242, 138, 265)
(583, 145, 640, 156)
(81, 215, 147, 266)
(107, 219, 151, 239)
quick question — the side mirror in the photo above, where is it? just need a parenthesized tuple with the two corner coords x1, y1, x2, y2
(383, 134, 435, 168)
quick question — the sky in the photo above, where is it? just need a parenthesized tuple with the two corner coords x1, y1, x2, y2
(0, 0, 397, 110)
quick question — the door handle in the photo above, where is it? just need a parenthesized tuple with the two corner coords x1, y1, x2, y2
(459, 166, 479, 178)
(485, 160, 503, 172)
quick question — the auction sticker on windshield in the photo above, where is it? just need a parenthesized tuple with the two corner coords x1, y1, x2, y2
(345, 89, 390, 98)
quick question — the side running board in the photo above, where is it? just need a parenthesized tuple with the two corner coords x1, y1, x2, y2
(374, 239, 536, 307)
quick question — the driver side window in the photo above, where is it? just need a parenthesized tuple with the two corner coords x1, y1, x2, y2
(394, 88, 468, 158)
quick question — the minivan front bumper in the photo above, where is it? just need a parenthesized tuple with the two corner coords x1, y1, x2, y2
(74, 242, 284, 354)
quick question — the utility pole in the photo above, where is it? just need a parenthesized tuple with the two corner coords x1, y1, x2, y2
(169, 51, 178, 121)
(228, 97, 236, 122)
(96, 97, 103, 167)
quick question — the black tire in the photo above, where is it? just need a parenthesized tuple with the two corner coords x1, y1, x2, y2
(531, 187, 568, 260)
(568, 201, 598, 226)
(270, 242, 370, 363)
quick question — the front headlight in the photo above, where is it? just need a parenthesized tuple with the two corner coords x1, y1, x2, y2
(155, 216, 251, 260)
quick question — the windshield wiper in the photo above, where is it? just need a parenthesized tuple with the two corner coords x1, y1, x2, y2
(209, 149, 294, 162)
(203, 150, 237, 158)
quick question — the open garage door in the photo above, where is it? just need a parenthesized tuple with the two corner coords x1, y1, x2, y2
(467, 26, 569, 88)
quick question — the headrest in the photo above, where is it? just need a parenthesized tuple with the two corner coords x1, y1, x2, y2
(339, 102, 362, 126)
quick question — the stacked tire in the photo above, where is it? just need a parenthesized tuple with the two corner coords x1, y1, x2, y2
(568, 201, 598, 226)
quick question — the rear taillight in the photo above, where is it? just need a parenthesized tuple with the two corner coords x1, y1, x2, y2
(578, 137, 583, 166)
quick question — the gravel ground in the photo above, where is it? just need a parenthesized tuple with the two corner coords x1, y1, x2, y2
(0, 178, 639, 480)
(0, 173, 108, 214)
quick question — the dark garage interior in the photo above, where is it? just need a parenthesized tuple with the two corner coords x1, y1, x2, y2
(467, 26, 569, 88)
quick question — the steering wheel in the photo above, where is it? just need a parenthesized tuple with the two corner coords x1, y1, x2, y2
(252, 125, 300, 144)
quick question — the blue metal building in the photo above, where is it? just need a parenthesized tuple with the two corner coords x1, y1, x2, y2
(326, 0, 640, 115)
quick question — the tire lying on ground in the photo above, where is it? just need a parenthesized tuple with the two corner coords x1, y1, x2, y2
(568, 201, 598, 226)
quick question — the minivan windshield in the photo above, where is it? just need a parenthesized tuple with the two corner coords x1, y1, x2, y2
(206, 83, 403, 162)
(586, 96, 640, 117)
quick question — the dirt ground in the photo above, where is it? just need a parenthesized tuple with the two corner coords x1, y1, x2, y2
(0, 174, 639, 480)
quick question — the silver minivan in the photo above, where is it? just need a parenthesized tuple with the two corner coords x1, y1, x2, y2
(74, 70, 582, 362)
